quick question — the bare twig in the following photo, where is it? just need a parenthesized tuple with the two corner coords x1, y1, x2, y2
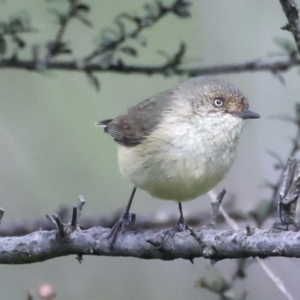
(76, 195, 85, 214)
(187, 226, 209, 251)
(45, 214, 57, 227)
(0, 1, 298, 82)
(0, 55, 298, 76)
(246, 225, 256, 236)
(280, 0, 300, 54)
(45, 0, 83, 60)
(83, 0, 190, 63)
(70, 207, 77, 229)
(70, 195, 85, 229)
(273, 158, 300, 230)
(52, 214, 66, 237)
(0, 209, 4, 224)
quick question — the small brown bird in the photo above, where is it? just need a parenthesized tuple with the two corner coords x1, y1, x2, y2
(97, 77, 260, 239)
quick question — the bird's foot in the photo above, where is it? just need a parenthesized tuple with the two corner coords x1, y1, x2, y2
(107, 211, 136, 249)
(176, 214, 187, 232)
(160, 215, 188, 242)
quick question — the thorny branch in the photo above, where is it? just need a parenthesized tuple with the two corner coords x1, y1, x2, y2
(0, 212, 298, 266)
(0, 161, 299, 265)
(0, 0, 192, 90)
(0, 197, 246, 237)
(3, 225, 300, 265)
(0, 0, 300, 90)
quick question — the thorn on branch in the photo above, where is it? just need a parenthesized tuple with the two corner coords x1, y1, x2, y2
(246, 225, 255, 236)
(71, 207, 77, 229)
(70, 195, 85, 229)
(85, 71, 100, 91)
(77, 194, 85, 211)
(0, 208, 4, 224)
(188, 226, 206, 248)
(52, 214, 66, 237)
(187, 226, 216, 260)
(45, 213, 57, 227)
(76, 253, 83, 264)
(161, 42, 186, 73)
(46, 196, 86, 238)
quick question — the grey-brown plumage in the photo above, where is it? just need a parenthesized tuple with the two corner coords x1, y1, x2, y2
(98, 90, 173, 147)
(97, 77, 258, 148)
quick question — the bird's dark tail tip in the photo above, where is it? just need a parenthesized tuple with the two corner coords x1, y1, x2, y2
(95, 119, 113, 128)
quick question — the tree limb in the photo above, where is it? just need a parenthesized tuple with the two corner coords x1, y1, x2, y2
(280, 0, 300, 54)
(1, 225, 300, 265)
(0, 0, 299, 84)
(0, 55, 299, 76)
(0, 160, 299, 265)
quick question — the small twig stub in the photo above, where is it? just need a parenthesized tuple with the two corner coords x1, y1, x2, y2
(209, 188, 226, 228)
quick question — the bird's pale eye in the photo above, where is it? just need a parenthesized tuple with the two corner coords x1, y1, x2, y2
(213, 98, 224, 107)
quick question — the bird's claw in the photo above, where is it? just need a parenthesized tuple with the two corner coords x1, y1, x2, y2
(107, 212, 136, 249)
(176, 215, 187, 232)
(159, 215, 188, 244)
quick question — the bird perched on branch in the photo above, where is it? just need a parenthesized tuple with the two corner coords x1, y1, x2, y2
(97, 76, 260, 243)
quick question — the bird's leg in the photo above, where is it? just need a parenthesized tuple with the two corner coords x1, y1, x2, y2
(107, 187, 137, 248)
(176, 202, 187, 231)
(177, 204, 194, 264)
(123, 187, 136, 221)
(163, 203, 188, 239)
(157, 202, 188, 247)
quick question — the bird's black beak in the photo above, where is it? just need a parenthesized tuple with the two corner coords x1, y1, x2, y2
(232, 110, 260, 119)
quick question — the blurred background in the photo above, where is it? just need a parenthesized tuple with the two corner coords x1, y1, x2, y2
(0, 0, 299, 299)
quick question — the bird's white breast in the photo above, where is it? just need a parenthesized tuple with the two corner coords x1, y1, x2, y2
(118, 113, 244, 202)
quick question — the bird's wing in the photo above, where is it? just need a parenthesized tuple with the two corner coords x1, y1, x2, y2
(98, 90, 173, 147)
